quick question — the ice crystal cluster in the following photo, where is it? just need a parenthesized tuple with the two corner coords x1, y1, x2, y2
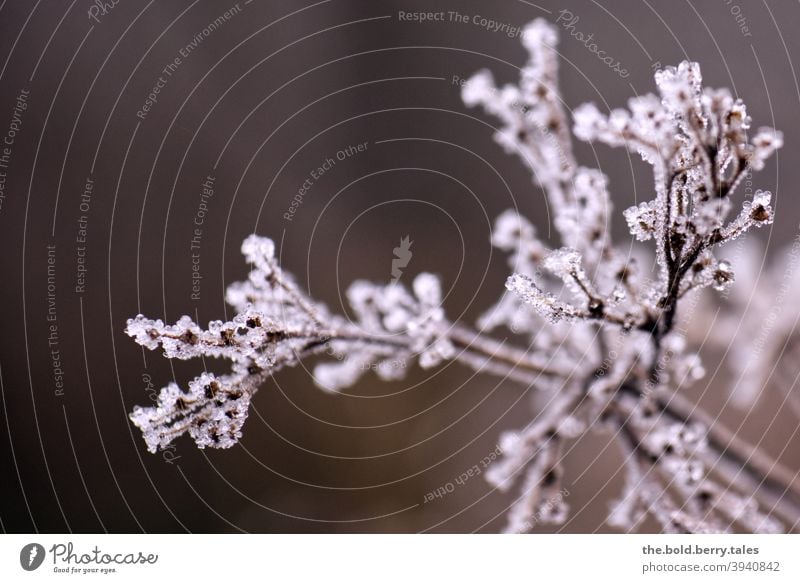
(126, 19, 797, 533)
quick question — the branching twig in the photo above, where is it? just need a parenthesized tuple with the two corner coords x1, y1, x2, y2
(124, 19, 790, 534)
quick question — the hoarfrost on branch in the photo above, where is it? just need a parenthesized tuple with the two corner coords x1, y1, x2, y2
(125, 19, 797, 533)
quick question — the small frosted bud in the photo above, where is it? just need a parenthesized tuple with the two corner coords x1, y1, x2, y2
(521, 18, 558, 52)
(750, 128, 783, 170)
(607, 109, 631, 135)
(712, 260, 734, 291)
(628, 94, 667, 135)
(419, 338, 455, 369)
(498, 431, 521, 453)
(492, 210, 535, 251)
(241, 235, 277, 278)
(543, 248, 581, 278)
(241, 234, 275, 263)
(623, 201, 658, 241)
(125, 315, 165, 350)
(461, 70, 495, 107)
(727, 99, 751, 131)
(655, 61, 702, 115)
(557, 415, 585, 438)
(413, 272, 442, 306)
(749, 190, 774, 224)
(572, 102, 605, 141)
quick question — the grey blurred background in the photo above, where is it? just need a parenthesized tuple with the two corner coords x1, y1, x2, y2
(0, 0, 798, 533)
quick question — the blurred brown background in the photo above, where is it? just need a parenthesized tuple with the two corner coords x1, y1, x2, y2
(0, 0, 798, 533)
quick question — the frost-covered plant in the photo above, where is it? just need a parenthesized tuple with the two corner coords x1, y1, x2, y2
(126, 19, 798, 533)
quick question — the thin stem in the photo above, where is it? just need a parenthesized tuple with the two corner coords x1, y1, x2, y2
(277, 278, 325, 328)
(448, 324, 572, 377)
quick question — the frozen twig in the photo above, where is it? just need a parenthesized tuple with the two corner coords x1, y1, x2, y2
(125, 19, 794, 533)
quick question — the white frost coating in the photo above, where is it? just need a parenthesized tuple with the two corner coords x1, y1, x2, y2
(542, 248, 581, 279)
(314, 354, 372, 393)
(241, 234, 276, 275)
(572, 102, 606, 143)
(412, 272, 442, 306)
(655, 61, 703, 116)
(750, 128, 783, 170)
(491, 209, 536, 252)
(624, 201, 658, 241)
(505, 274, 579, 324)
(129, 371, 255, 453)
(124, 17, 790, 534)
(461, 69, 495, 108)
(461, 18, 784, 533)
(521, 18, 558, 52)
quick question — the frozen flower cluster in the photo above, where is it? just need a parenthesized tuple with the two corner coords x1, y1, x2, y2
(460, 19, 789, 533)
(127, 234, 464, 450)
(126, 19, 797, 533)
